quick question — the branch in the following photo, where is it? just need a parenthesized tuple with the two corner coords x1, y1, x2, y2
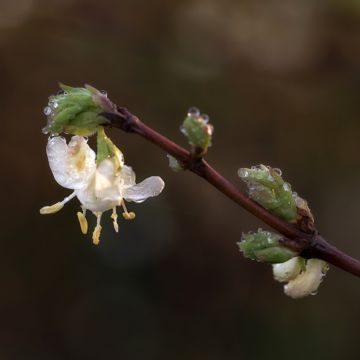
(103, 107, 360, 278)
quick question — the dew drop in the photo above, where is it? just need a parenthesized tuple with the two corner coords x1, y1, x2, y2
(100, 90, 108, 96)
(43, 106, 52, 116)
(42, 127, 49, 134)
(283, 182, 291, 192)
(201, 114, 209, 123)
(239, 169, 249, 178)
(52, 101, 59, 109)
(273, 168, 282, 176)
(187, 106, 200, 118)
(180, 125, 187, 135)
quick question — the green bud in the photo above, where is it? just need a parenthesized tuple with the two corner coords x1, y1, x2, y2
(43, 84, 115, 136)
(96, 126, 124, 171)
(238, 229, 297, 264)
(167, 154, 184, 172)
(238, 165, 297, 222)
(181, 107, 213, 156)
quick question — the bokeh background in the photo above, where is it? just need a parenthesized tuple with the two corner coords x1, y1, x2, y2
(1, 0, 360, 359)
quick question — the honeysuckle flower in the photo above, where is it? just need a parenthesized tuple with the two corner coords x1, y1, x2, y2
(273, 257, 329, 299)
(40, 135, 165, 244)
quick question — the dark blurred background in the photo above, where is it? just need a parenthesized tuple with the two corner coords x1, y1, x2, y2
(1, 0, 360, 359)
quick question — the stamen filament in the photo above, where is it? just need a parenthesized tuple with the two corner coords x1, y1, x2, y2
(40, 191, 76, 214)
(111, 207, 119, 232)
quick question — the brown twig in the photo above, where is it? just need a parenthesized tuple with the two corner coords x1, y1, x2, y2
(103, 107, 360, 277)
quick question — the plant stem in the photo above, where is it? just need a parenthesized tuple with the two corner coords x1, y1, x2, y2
(103, 107, 360, 277)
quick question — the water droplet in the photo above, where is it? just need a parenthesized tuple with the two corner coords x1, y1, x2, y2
(43, 106, 52, 116)
(273, 168, 282, 176)
(187, 106, 200, 118)
(100, 90, 108, 96)
(283, 182, 291, 192)
(180, 125, 187, 135)
(52, 101, 59, 109)
(42, 126, 49, 134)
(310, 291, 318, 296)
(239, 169, 249, 178)
(201, 114, 209, 123)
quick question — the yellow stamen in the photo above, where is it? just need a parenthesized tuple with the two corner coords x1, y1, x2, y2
(111, 207, 119, 232)
(92, 212, 103, 245)
(121, 200, 136, 220)
(92, 225, 102, 245)
(40, 202, 64, 214)
(123, 211, 136, 220)
(40, 192, 76, 215)
(77, 211, 88, 234)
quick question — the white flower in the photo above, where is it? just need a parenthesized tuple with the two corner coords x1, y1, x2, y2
(273, 257, 329, 299)
(40, 136, 165, 244)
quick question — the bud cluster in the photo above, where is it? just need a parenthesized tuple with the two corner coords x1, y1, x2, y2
(43, 84, 114, 136)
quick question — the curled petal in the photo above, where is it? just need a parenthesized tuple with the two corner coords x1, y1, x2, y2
(123, 176, 165, 203)
(47, 136, 96, 189)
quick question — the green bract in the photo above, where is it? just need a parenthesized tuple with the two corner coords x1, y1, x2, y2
(238, 165, 297, 222)
(238, 229, 297, 264)
(43, 84, 114, 136)
(96, 126, 124, 172)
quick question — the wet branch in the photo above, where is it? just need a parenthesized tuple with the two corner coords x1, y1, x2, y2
(103, 107, 360, 277)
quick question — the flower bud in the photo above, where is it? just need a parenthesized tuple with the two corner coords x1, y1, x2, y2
(273, 257, 305, 282)
(238, 229, 297, 264)
(284, 259, 329, 299)
(167, 154, 184, 172)
(238, 165, 297, 222)
(43, 84, 115, 136)
(180, 107, 213, 156)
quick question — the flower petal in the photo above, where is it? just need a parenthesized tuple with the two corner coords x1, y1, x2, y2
(76, 183, 120, 212)
(94, 159, 122, 201)
(119, 165, 136, 187)
(47, 136, 96, 189)
(76, 159, 122, 212)
(123, 176, 165, 203)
